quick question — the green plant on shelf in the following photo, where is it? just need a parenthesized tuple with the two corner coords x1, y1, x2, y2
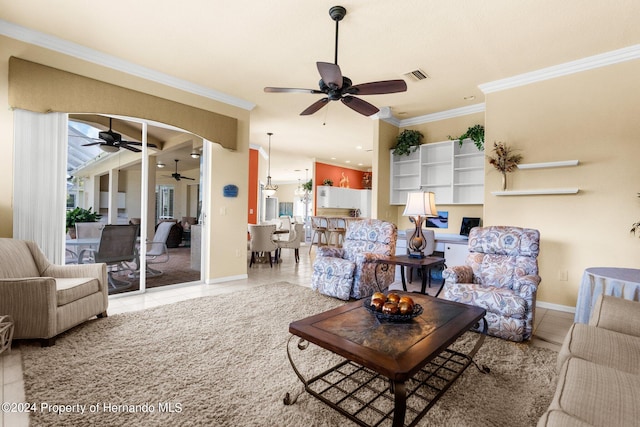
(448, 124, 485, 151)
(392, 129, 423, 156)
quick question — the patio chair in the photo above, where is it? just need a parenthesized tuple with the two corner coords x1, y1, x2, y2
(142, 221, 172, 277)
(79, 224, 139, 292)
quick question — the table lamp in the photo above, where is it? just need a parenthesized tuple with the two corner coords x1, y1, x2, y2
(403, 192, 438, 258)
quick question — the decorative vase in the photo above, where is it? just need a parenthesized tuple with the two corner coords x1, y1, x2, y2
(501, 173, 507, 191)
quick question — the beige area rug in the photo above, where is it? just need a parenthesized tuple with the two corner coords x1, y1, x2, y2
(20, 282, 557, 426)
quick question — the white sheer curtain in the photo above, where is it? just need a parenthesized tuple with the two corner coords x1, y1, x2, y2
(13, 109, 68, 264)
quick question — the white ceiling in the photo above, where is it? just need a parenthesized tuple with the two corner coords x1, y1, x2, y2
(2, 0, 640, 183)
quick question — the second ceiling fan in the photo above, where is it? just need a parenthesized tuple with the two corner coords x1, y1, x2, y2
(264, 6, 407, 117)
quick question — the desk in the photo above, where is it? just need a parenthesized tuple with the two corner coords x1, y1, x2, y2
(575, 267, 640, 323)
(376, 255, 446, 296)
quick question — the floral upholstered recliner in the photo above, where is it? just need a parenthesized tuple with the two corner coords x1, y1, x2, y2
(441, 226, 541, 342)
(312, 219, 397, 300)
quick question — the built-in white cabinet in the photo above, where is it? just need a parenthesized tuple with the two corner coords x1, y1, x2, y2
(443, 242, 469, 267)
(390, 139, 484, 205)
(317, 186, 367, 210)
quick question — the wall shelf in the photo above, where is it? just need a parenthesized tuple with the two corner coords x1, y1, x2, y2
(517, 160, 579, 170)
(491, 188, 579, 196)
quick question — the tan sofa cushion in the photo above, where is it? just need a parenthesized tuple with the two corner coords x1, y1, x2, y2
(558, 323, 640, 375)
(546, 357, 640, 426)
(537, 409, 595, 427)
(56, 277, 100, 306)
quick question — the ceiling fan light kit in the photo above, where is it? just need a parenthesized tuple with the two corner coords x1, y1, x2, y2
(264, 5, 407, 117)
(82, 117, 158, 153)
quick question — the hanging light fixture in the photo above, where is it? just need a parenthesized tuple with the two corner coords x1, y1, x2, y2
(264, 132, 278, 197)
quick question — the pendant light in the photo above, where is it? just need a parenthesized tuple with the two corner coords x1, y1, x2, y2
(264, 132, 278, 197)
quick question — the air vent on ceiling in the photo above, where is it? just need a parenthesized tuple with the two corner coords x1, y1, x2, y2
(403, 68, 429, 81)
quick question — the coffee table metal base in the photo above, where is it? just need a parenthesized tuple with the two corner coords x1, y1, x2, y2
(285, 321, 488, 427)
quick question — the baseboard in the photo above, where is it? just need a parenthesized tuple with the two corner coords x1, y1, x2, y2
(207, 274, 248, 284)
(536, 301, 575, 314)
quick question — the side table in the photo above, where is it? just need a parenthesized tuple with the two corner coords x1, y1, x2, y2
(575, 267, 640, 323)
(375, 255, 446, 295)
(0, 315, 15, 354)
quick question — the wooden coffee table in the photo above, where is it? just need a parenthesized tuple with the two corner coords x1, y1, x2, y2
(285, 293, 487, 427)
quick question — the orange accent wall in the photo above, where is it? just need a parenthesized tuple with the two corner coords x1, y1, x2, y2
(315, 162, 367, 190)
(313, 163, 371, 215)
(248, 149, 258, 224)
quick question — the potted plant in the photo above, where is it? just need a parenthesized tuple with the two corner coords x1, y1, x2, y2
(448, 124, 485, 150)
(486, 142, 522, 191)
(392, 129, 423, 156)
(66, 207, 101, 238)
(323, 179, 334, 186)
(302, 179, 313, 192)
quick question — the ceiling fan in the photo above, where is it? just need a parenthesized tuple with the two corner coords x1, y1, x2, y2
(166, 159, 195, 181)
(264, 5, 407, 117)
(81, 118, 157, 153)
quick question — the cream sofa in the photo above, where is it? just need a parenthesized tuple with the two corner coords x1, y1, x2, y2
(538, 295, 640, 426)
(0, 238, 108, 346)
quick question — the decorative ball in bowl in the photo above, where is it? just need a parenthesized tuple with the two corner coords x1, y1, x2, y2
(364, 292, 423, 322)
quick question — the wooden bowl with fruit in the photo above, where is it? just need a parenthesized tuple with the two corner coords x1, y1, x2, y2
(364, 292, 423, 322)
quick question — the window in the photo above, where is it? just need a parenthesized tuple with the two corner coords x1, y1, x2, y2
(156, 185, 175, 221)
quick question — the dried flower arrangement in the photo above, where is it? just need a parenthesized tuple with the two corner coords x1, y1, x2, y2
(632, 193, 640, 238)
(487, 142, 523, 190)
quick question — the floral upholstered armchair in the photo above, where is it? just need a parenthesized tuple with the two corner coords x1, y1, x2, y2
(441, 226, 541, 342)
(312, 219, 397, 300)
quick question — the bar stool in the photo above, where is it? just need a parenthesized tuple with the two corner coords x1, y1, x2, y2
(309, 216, 329, 253)
(327, 217, 347, 247)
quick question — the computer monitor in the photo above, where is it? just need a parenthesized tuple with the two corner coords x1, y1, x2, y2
(459, 217, 481, 236)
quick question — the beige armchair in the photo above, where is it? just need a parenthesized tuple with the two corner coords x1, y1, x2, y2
(0, 238, 108, 346)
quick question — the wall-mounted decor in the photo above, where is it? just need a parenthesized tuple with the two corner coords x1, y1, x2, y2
(487, 141, 522, 190)
(223, 184, 238, 197)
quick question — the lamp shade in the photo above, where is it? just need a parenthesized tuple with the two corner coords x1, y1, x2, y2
(402, 192, 437, 217)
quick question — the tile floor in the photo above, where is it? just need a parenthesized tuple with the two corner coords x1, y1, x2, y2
(0, 244, 575, 427)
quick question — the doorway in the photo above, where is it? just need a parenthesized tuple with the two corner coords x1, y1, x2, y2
(66, 114, 206, 295)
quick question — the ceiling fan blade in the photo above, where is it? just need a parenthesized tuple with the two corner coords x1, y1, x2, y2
(264, 87, 324, 94)
(81, 142, 101, 147)
(348, 79, 408, 95)
(300, 98, 329, 116)
(341, 96, 380, 116)
(120, 144, 142, 153)
(123, 141, 158, 148)
(181, 176, 195, 181)
(317, 62, 343, 88)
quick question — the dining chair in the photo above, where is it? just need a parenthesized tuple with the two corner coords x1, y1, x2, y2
(277, 223, 304, 263)
(248, 224, 278, 267)
(309, 216, 329, 253)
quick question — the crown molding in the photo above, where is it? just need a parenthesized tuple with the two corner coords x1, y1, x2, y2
(398, 103, 486, 127)
(249, 144, 268, 159)
(479, 44, 640, 94)
(0, 19, 256, 111)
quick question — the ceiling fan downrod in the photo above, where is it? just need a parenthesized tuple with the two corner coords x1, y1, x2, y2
(329, 6, 346, 65)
